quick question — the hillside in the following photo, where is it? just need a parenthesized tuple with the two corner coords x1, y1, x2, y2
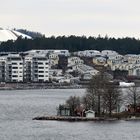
(0, 28, 32, 42)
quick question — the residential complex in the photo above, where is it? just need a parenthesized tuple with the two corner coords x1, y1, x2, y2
(0, 53, 49, 82)
(0, 49, 140, 83)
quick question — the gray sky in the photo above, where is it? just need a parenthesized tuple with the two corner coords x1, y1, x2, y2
(1, 0, 140, 38)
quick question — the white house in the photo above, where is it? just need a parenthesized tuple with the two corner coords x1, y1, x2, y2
(85, 110, 95, 118)
(68, 57, 84, 67)
(82, 50, 101, 57)
(25, 49, 70, 56)
(75, 50, 101, 57)
(101, 50, 118, 57)
(93, 57, 106, 66)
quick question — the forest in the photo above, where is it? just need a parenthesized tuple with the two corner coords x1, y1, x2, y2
(0, 35, 140, 54)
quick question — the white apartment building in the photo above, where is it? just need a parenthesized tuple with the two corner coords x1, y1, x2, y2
(101, 50, 118, 57)
(124, 54, 140, 64)
(82, 50, 101, 57)
(76, 50, 101, 57)
(6, 54, 24, 82)
(0, 56, 6, 82)
(24, 54, 49, 82)
(0, 53, 49, 83)
(25, 49, 70, 56)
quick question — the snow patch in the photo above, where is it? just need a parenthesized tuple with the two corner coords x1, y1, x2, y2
(0, 29, 32, 42)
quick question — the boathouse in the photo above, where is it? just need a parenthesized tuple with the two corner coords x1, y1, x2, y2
(85, 110, 95, 118)
(57, 105, 71, 116)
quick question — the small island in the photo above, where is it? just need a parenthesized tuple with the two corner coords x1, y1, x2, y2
(33, 72, 140, 122)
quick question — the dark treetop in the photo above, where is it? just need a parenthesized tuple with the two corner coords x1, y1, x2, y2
(0, 36, 140, 54)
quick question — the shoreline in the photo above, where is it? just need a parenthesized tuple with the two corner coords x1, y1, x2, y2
(0, 85, 86, 90)
(0, 83, 87, 90)
(32, 116, 140, 122)
(32, 116, 119, 122)
(0, 83, 139, 90)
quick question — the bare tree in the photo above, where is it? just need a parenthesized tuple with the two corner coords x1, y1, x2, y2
(127, 86, 140, 115)
(66, 96, 80, 116)
(102, 85, 122, 117)
(86, 72, 109, 116)
(82, 93, 95, 111)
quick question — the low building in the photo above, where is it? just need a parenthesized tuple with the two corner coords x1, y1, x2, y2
(68, 57, 84, 67)
(57, 105, 71, 116)
(101, 50, 118, 57)
(85, 110, 95, 118)
(25, 49, 70, 56)
(93, 57, 107, 66)
(76, 50, 101, 57)
(127, 104, 140, 113)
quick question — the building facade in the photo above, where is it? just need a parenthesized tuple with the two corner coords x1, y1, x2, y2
(5, 54, 23, 82)
(0, 54, 49, 83)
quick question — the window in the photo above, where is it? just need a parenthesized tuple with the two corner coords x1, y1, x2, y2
(12, 75, 18, 77)
(10, 58, 21, 61)
(12, 63, 17, 65)
(38, 62, 43, 65)
(12, 67, 18, 69)
(38, 67, 44, 69)
(13, 71, 17, 73)
(38, 71, 44, 73)
(34, 70, 38, 73)
(37, 58, 47, 61)
(38, 75, 44, 77)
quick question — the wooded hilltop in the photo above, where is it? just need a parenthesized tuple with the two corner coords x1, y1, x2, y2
(0, 36, 140, 54)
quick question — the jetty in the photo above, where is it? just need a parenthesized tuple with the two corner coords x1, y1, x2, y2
(32, 116, 118, 122)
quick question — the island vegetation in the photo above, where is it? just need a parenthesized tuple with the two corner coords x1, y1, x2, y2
(58, 72, 140, 119)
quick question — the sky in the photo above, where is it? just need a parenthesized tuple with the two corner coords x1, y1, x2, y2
(1, 0, 140, 38)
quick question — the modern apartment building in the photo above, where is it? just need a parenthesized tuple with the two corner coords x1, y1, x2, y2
(6, 54, 24, 82)
(24, 54, 49, 82)
(24, 55, 32, 82)
(0, 56, 6, 82)
(0, 54, 49, 83)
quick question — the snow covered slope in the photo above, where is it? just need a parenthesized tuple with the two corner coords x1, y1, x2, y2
(0, 28, 32, 42)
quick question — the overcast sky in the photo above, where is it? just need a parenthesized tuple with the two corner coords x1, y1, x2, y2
(1, 0, 140, 38)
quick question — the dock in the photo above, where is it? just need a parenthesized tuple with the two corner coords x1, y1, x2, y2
(32, 116, 118, 122)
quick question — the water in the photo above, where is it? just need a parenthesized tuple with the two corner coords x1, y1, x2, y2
(0, 89, 140, 140)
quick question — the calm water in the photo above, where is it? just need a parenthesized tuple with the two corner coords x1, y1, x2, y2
(0, 89, 140, 140)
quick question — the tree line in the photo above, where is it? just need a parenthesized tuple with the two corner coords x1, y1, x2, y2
(15, 29, 45, 39)
(0, 36, 140, 54)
